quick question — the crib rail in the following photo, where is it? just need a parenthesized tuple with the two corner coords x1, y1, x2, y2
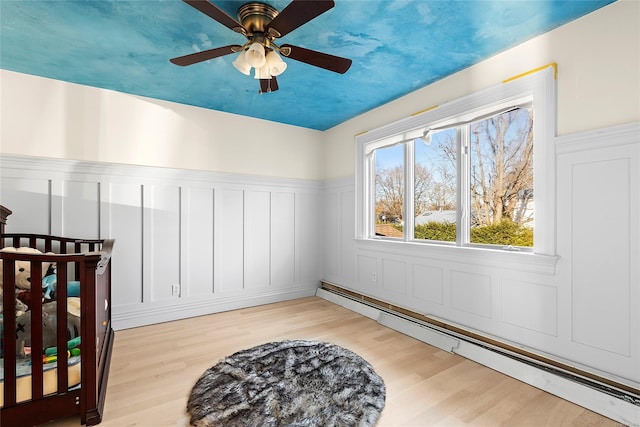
(1, 233, 104, 254)
(1, 234, 114, 425)
(2, 252, 94, 404)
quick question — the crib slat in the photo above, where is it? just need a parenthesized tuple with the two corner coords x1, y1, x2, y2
(56, 261, 69, 392)
(1, 235, 113, 426)
(30, 260, 44, 400)
(2, 258, 18, 406)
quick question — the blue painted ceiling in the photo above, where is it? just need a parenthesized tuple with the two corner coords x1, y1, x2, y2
(1, 0, 614, 130)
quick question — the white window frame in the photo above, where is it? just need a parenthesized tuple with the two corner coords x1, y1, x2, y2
(356, 66, 557, 258)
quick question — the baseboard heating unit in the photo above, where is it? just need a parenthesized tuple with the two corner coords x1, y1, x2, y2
(317, 282, 640, 426)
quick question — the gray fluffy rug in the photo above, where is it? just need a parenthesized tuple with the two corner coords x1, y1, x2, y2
(187, 340, 386, 427)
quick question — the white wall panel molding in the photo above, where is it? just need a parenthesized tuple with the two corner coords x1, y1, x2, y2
(1, 154, 323, 329)
(381, 258, 406, 296)
(557, 123, 639, 384)
(556, 121, 640, 154)
(0, 154, 323, 190)
(501, 279, 558, 337)
(0, 177, 50, 234)
(450, 270, 492, 319)
(183, 186, 214, 297)
(271, 192, 296, 288)
(143, 184, 181, 302)
(356, 238, 558, 275)
(295, 192, 323, 284)
(105, 182, 144, 306)
(411, 264, 444, 305)
(323, 121, 639, 387)
(323, 175, 353, 191)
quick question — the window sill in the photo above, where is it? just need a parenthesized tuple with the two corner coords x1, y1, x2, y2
(355, 237, 558, 275)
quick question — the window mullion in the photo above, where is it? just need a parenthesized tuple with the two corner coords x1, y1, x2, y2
(458, 126, 471, 246)
(405, 140, 415, 241)
(367, 152, 377, 238)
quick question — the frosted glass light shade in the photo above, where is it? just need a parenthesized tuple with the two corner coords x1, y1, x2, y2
(265, 50, 287, 76)
(232, 52, 251, 75)
(254, 65, 271, 80)
(245, 42, 266, 68)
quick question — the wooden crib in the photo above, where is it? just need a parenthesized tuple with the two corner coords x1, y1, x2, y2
(1, 206, 114, 426)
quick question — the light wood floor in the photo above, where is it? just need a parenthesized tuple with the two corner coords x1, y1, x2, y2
(41, 296, 624, 427)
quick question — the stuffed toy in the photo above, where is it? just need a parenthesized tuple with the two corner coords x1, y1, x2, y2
(0, 246, 54, 291)
(15, 297, 81, 357)
(0, 247, 55, 329)
(42, 275, 81, 300)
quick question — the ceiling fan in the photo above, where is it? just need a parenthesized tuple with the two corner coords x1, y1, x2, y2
(170, 0, 352, 93)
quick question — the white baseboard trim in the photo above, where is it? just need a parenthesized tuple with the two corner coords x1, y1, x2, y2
(113, 286, 318, 330)
(316, 288, 640, 426)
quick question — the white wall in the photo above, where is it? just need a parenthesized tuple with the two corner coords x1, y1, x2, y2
(0, 62, 328, 329)
(323, 0, 640, 179)
(0, 156, 324, 329)
(320, 0, 640, 393)
(0, 0, 638, 400)
(0, 70, 325, 181)
(323, 123, 640, 389)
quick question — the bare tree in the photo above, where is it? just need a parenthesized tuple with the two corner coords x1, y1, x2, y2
(415, 132, 456, 213)
(376, 163, 441, 222)
(375, 165, 404, 223)
(470, 109, 533, 226)
(414, 163, 434, 216)
(374, 109, 533, 228)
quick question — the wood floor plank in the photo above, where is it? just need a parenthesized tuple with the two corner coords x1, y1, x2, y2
(39, 297, 624, 427)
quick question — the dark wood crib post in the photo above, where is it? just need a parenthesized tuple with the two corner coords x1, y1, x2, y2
(80, 253, 100, 425)
(0, 204, 12, 238)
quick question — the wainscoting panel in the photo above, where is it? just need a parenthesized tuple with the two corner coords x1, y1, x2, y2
(557, 122, 639, 382)
(59, 180, 100, 239)
(0, 176, 50, 234)
(184, 186, 214, 297)
(144, 184, 181, 302)
(450, 270, 492, 319)
(271, 192, 295, 288)
(501, 279, 557, 336)
(382, 258, 406, 296)
(296, 192, 323, 284)
(340, 190, 357, 283)
(244, 190, 271, 290)
(357, 254, 378, 289)
(571, 158, 631, 356)
(1, 155, 322, 329)
(411, 263, 444, 305)
(106, 182, 143, 306)
(215, 188, 246, 293)
(323, 122, 640, 387)
(323, 192, 340, 279)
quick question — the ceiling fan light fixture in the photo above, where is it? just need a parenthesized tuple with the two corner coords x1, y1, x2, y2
(254, 64, 271, 80)
(266, 50, 287, 76)
(172, 0, 352, 93)
(232, 52, 252, 75)
(244, 42, 266, 68)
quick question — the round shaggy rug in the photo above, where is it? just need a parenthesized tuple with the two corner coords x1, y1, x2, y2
(187, 340, 386, 427)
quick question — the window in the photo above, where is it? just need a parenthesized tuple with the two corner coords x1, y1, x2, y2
(356, 65, 556, 256)
(413, 127, 457, 243)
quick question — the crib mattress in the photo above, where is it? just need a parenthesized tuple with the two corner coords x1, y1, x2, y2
(0, 356, 81, 406)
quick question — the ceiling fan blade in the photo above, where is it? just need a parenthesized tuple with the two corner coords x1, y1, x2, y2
(259, 76, 279, 93)
(265, 0, 334, 38)
(183, 0, 244, 32)
(280, 44, 352, 74)
(170, 45, 242, 66)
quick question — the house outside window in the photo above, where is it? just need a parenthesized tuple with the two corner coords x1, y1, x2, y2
(357, 65, 556, 256)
